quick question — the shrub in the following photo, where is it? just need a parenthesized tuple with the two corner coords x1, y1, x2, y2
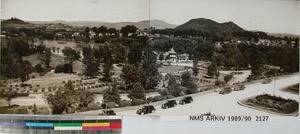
(146, 97, 154, 102)
(55, 64, 73, 73)
(131, 99, 146, 106)
(214, 80, 226, 87)
(159, 89, 169, 96)
(65, 107, 76, 114)
(107, 102, 117, 109)
(87, 102, 101, 110)
(154, 95, 164, 101)
(15, 107, 28, 114)
(37, 107, 51, 115)
(35, 64, 44, 73)
(80, 107, 88, 112)
(118, 100, 132, 107)
(31, 75, 36, 79)
(166, 95, 175, 99)
(28, 106, 33, 109)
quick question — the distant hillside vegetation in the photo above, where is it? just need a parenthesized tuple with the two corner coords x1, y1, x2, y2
(2, 17, 29, 25)
(175, 18, 244, 34)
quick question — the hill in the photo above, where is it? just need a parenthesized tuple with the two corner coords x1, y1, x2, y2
(175, 18, 244, 34)
(29, 20, 176, 30)
(150, 20, 177, 29)
(2, 17, 29, 25)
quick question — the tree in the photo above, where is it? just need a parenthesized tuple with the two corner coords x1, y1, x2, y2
(103, 81, 121, 104)
(101, 44, 113, 81)
(121, 64, 139, 90)
(224, 73, 234, 83)
(83, 58, 99, 78)
(92, 27, 99, 35)
(5, 90, 17, 107)
(56, 47, 60, 53)
(215, 71, 220, 79)
(52, 46, 56, 53)
(181, 71, 198, 94)
(82, 46, 99, 78)
(35, 64, 44, 73)
(36, 43, 46, 54)
(207, 63, 218, 78)
(121, 25, 137, 37)
(158, 53, 164, 61)
(295, 37, 299, 46)
(15, 60, 32, 84)
(108, 28, 117, 36)
(7, 38, 30, 57)
(128, 42, 143, 65)
(168, 83, 183, 97)
(128, 83, 146, 100)
(46, 81, 95, 114)
(62, 47, 81, 73)
(192, 60, 199, 76)
(140, 51, 162, 90)
(32, 103, 37, 114)
(38, 48, 52, 68)
(112, 43, 126, 63)
(98, 26, 108, 35)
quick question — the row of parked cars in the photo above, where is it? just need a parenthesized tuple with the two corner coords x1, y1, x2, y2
(98, 96, 194, 115)
(137, 96, 194, 115)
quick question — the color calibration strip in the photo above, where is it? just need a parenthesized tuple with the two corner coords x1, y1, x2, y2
(0, 115, 122, 132)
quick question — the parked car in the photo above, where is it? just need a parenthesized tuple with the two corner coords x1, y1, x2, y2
(161, 100, 177, 109)
(179, 96, 193, 105)
(136, 105, 156, 115)
(219, 87, 232, 94)
(239, 84, 245, 90)
(233, 85, 245, 91)
(99, 110, 116, 115)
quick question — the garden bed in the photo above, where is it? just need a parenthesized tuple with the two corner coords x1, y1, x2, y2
(280, 84, 299, 95)
(238, 94, 298, 116)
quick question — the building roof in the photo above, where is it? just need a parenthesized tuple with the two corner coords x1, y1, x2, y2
(178, 54, 189, 59)
(168, 48, 176, 54)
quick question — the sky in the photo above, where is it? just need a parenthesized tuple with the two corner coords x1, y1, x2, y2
(1, 0, 299, 34)
(151, 0, 300, 35)
(1, 0, 150, 22)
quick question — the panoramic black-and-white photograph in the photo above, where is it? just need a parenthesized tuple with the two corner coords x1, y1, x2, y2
(0, 0, 299, 116)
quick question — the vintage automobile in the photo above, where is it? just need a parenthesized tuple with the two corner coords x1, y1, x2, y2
(179, 96, 193, 105)
(99, 110, 116, 115)
(136, 105, 156, 115)
(219, 87, 232, 94)
(161, 100, 177, 109)
(233, 84, 245, 91)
